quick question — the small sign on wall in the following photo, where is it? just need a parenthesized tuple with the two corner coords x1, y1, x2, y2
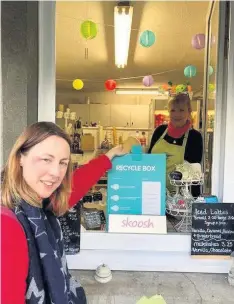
(108, 214, 167, 234)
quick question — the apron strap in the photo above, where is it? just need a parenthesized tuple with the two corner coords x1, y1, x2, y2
(182, 129, 190, 147)
(161, 127, 168, 139)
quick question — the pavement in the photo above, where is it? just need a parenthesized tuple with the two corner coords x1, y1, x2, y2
(70, 270, 234, 304)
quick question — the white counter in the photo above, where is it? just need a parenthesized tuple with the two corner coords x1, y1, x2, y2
(67, 232, 232, 273)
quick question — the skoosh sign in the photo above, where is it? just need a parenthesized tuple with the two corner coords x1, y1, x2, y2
(108, 214, 167, 234)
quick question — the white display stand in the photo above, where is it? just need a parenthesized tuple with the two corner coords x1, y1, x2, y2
(167, 176, 204, 233)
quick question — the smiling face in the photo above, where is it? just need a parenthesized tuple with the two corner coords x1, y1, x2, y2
(20, 135, 70, 199)
(169, 101, 191, 128)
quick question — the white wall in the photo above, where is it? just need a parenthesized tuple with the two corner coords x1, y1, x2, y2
(56, 90, 215, 112)
(56, 90, 158, 106)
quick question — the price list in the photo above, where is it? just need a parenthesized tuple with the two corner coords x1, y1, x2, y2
(191, 203, 234, 256)
(59, 205, 81, 255)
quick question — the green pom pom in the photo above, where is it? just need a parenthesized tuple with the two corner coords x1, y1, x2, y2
(80, 20, 98, 40)
(176, 84, 187, 93)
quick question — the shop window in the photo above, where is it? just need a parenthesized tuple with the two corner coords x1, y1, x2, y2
(54, 1, 220, 235)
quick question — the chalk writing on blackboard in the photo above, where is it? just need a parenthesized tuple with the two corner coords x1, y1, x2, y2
(191, 203, 234, 256)
(59, 205, 81, 255)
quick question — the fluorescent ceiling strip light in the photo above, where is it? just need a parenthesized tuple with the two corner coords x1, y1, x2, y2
(115, 89, 169, 95)
(114, 5, 133, 68)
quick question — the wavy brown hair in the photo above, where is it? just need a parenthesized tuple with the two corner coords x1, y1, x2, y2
(1, 122, 72, 216)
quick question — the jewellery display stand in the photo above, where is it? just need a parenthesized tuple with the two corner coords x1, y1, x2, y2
(166, 177, 204, 233)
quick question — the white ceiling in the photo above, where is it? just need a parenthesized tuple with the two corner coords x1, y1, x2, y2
(56, 1, 212, 93)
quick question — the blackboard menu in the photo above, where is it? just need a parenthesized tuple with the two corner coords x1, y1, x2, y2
(82, 209, 106, 230)
(59, 204, 81, 255)
(191, 203, 234, 256)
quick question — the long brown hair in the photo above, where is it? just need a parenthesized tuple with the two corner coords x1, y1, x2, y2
(1, 122, 72, 215)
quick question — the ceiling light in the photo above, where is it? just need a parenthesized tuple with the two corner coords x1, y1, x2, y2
(114, 5, 133, 68)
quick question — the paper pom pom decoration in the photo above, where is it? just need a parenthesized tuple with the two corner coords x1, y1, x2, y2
(184, 65, 197, 78)
(167, 85, 177, 97)
(105, 79, 117, 91)
(80, 20, 97, 40)
(161, 81, 192, 95)
(208, 83, 215, 92)
(158, 86, 165, 94)
(208, 65, 214, 76)
(143, 75, 154, 87)
(176, 84, 187, 93)
(187, 85, 192, 92)
(140, 30, 156, 48)
(191, 33, 205, 50)
(72, 79, 84, 90)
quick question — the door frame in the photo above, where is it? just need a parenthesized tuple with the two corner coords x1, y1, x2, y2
(222, 1, 234, 202)
(38, 1, 56, 122)
(205, 1, 227, 200)
(207, 1, 234, 202)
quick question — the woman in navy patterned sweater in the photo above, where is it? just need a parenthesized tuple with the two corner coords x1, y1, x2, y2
(1, 122, 126, 304)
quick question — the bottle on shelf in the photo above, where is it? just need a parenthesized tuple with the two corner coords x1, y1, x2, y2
(112, 127, 117, 146)
(118, 133, 123, 145)
(140, 131, 147, 152)
(135, 130, 140, 140)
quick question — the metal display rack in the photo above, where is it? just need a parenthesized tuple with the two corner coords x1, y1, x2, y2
(166, 176, 204, 233)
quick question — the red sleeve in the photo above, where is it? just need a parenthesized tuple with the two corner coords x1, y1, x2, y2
(1, 213, 29, 304)
(69, 154, 112, 208)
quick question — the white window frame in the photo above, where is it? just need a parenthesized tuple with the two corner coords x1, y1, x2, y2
(38, 1, 56, 122)
(222, 1, 234, 202)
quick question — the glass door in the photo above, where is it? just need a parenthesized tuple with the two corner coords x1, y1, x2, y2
(202, 1, 228, 196)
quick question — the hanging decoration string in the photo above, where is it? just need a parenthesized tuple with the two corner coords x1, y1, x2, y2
(56, 13, 190, 36)
(56, 68, 178, 83)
